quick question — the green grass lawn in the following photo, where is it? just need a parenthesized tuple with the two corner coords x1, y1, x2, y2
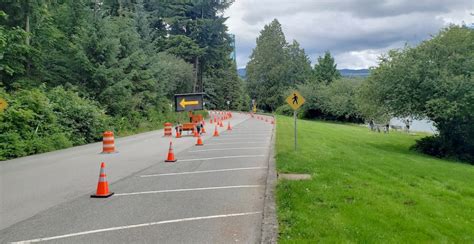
(275, 115, 474, 243)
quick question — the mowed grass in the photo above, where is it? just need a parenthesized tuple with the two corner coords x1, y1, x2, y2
(275, 115, 474, 243)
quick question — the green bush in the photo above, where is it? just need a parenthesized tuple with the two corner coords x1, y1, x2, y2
(47, 87, 110, 145)
(0, 87, 110, 160)
(0, 88, 72, 160)
(275, 104, 293, 116)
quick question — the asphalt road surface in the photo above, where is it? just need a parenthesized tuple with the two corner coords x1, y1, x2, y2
(0, 112, 275, 243)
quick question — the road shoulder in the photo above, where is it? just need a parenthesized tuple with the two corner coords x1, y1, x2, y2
(260, 117, 279, 243)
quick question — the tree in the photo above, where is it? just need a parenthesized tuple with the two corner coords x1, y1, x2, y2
(359, 26, 474, 163)
(286, 40, 312, 85)
(246, 19, 290, 111)
(313, 51, 341, 84)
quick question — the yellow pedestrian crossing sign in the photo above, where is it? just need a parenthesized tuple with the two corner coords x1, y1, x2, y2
(0, 98, 8, 112)
(286, 91, 305, 110)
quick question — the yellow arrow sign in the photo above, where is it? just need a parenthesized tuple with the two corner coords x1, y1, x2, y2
(179, 98, 199, 108)
(0, 98, 8, 112)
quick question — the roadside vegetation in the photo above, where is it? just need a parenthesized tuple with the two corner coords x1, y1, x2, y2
(247, 19, 473, 163)
(0, 1, 243, 160)
(275, 115, 474, 242)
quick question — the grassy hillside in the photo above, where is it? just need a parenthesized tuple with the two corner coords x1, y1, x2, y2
(275, 115, 474, 243)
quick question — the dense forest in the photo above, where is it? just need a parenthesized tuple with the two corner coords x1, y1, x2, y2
(0, 0, 247, 160)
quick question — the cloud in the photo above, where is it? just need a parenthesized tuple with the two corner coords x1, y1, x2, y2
(224, 0, 474, 69)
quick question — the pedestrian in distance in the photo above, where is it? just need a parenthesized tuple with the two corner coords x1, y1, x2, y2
(196, 121, 202, 135)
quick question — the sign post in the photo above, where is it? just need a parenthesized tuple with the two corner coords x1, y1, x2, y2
(285, 91, 305, 151)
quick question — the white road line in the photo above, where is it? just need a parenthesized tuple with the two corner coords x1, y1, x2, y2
(140, 167, 267, 177)
(210, 139, 269, 142)
(179, 155, 265, 162)
(219, 133, 270, 136)
(10, 212, 262, 243)
(189, 147, 267, 152)
(205, 142, 264, 146)
(115, 185, 264, 196)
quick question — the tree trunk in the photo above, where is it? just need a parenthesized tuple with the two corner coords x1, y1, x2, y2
(25, 14, 30, 46)
(193, 56, 199, 92)
(25, 5, 31, 75)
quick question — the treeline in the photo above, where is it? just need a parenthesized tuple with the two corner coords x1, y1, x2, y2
(0, 0, 246, 160)
(248, 19, 473, 163)
(247, 19, 362, 122)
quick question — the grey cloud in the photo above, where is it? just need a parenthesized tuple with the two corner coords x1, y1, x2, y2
(240, 0, 472, 25)
(225, 0, 473, 68)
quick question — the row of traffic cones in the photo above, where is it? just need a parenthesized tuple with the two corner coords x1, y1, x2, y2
(91, 112, 233, 198)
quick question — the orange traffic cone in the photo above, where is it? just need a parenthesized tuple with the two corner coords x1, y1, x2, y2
(210, 118, 213, 124)
(193, 126, 199, 137)
(201, 126, 207, 134)
(213, 126, 219, 137)
(214, 117, 217, 123)
(219, 120, 224, 127)
(227, 121, 232, 131)
(196, 135, 204, 146)
(165, 141, 177, 162)
(91, 162, 114, 198)
(176, 131, 182, 138)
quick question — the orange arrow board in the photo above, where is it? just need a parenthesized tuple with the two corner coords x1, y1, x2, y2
(0, 98, 8, 112)
(179, 98, 199, 108)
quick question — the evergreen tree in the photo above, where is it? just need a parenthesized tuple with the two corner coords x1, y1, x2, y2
(287, 40, 312, 85)
(313, 51, 341, 84)
(246, 19, 289, 111)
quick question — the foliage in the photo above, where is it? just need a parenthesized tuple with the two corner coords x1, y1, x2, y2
(0, 11, 29, 82)
(246, 19, 302, 111)
(313, 51, 341, 84)
(298, 78, 364, 122)
(0, 0, 243, 160)
(275, 104, 294, 116)
(276, 115, 474, 242)
(359, 26, 474, 162)
(0, 87, 98, 160)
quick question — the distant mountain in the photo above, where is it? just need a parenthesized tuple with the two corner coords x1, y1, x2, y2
(237, 68, 246, 79)
(237, 68, 369, 79)
(339, 69, 370, 77)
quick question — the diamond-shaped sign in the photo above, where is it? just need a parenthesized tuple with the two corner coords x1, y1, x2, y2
(0, 98, 8, 112)
(285, 91, 305, 110)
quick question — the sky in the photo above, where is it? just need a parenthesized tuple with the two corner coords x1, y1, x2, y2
(224, 0, 474, 69)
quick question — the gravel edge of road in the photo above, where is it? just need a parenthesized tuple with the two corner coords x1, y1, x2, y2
(260, 117, 279, 244)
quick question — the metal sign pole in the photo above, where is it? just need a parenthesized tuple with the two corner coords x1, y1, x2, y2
(294, 110, 297, 151)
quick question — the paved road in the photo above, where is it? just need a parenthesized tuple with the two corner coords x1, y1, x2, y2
(0, 112, 275, 243)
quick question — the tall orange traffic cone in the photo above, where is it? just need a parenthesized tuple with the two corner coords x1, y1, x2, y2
(196, 135, 204, 146)
(102, 131, 116, 153)
(227, 121, 232, 131)
(165, 141, 177, 162)
(213, 126, 219, 137)
(91, 162, 114, 198)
